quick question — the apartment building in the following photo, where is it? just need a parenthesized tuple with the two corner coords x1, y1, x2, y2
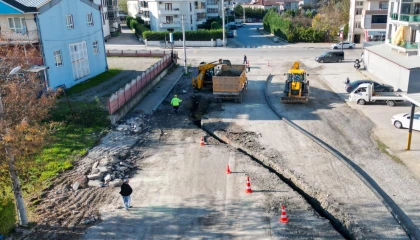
(137, 0, 207, 32)
(386, 0, 420, 54)
(348, 0, 388, 43)
(207, 0, 219, 19)
(93, 0, 119, 39)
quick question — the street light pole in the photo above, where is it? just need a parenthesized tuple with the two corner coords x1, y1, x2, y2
(181, 15, 187, 74)
(222, 0, 226, 47)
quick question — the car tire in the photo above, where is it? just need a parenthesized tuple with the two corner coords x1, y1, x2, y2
(355, 59, 360, 64)
(319, 59, 324, 63)
(387, 100, 395, 107)
(333, 47, 338, 49)
(349, 46, 353, 49)
(338, 59, 342, 63)
(394, 121, 403, 129)
(357, 99, 366, 105)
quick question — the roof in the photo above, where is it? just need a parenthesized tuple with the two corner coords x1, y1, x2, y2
(14, 0, 49, 7)
(365, 44, 420, 70)
(403, 93, 420, 106)
(1, 0, 37, 12)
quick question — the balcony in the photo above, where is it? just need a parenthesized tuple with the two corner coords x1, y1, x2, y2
(196, 18, 206, 24)
(0, 30, 39, 44)
(399, 14, 420, 22)
(390, 13, 398, 20)
(158, 8, 180, 14)
(387, 38, 418, 54)
(160, 21, 181, 28)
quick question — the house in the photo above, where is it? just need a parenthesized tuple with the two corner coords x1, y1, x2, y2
(137, 0, 207, 32)
(0, 0, 108, 89)
(243, 0, 307, 12)
(93, 0, 120, 40)
(348, 0, 387, 44)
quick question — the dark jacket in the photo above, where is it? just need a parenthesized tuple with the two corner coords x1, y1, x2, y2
(120, 183, 133, 196)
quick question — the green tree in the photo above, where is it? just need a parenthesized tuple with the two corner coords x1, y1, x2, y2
(0, 45, 57, 227)
(234, 4, 243, 17)
(118, 0, 128, 13)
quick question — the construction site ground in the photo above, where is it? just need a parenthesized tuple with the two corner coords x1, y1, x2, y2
(11, 53, 420, 239)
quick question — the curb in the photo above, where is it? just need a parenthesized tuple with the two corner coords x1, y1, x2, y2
(152, 67, 184, 112)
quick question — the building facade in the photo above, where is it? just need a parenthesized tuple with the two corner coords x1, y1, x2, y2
(0, 0, 108, 89)
(385, 0, 420, 55)
(137, 0, 207, 32)
(348, 0, 388, 44)
(93, 0, 111, 40)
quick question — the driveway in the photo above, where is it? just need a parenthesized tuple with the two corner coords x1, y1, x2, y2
(106, 24, 142, 46)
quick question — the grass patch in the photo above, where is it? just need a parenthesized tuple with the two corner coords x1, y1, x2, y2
(0, 199, 16, 236)
(376, 140, 403, 164)
(66, 68, 122, 95)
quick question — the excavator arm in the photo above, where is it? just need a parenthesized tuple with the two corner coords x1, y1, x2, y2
(192, 59, 232, 89)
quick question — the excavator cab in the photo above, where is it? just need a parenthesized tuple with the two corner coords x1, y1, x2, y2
(192, 59, 232, 89)
(281, 62, 310, 103)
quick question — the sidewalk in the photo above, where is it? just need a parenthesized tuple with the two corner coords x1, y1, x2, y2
(128, 66, 185, 115)
(304, 59, 420, 177)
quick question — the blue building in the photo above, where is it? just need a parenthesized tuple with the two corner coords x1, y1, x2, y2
(0, 0, 108, 89)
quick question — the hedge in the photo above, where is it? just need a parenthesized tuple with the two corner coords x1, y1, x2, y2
(263, 9, 325, 43)
(143, 29, 223, 41)
(132, 22, 149, 37)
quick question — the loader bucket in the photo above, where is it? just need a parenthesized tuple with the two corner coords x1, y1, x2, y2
(281, 96, 309, 104)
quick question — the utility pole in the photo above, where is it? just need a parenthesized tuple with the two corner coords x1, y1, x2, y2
(243, 4, 245, 23)
(222, 0, 226, 47)
(181, 14, 187, 74)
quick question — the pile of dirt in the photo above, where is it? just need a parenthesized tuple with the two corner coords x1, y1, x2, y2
(218, 70, 240, 76)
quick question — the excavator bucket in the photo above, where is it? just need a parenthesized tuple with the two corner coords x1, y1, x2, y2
(281, 96, 309, 104)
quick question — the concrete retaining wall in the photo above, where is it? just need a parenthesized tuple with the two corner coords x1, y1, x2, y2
(108, 65, 171, 125)
(145, 39, 225, 47)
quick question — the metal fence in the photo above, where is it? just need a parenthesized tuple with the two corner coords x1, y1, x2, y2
(108, 54, 172, 115)
(106, 49, 177, 58)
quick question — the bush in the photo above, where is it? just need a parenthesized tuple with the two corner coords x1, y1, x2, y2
(126, 16, 134, 26)
(143, 29, 223, 41)
(211, 21, 222, 29)
(135, 16, 144, 25)
(263, 9, 325, 43)
(133, 22, 149, 37)
(0, 198, 16, 236)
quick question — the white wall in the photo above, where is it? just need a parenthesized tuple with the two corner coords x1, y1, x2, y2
(364, 49, 410, 91)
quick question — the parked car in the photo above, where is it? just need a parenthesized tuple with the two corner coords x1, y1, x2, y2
(315, 51, 344, 63)
(331, 42, 355, 49)
(345, 80, 394, 93)
(227, 31, 234, 38)
(229, 25, 237, 30)
(392, 112, 420, 130)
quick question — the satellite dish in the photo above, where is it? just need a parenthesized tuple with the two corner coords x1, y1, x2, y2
(9, 66, 21, 75)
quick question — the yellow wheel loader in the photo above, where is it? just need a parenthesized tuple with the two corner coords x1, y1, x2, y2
(281, 61, 310, 104)
(192, 59, 231, 90)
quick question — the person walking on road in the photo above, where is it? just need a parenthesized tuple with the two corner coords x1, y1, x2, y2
(171, 94, 182, 113)
(243, 55, 247, 64)
(120, 179, 133, 210)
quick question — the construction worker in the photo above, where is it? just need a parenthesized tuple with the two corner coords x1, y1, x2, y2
(243, 55, 247, 64)
(171, 94, 182, 113)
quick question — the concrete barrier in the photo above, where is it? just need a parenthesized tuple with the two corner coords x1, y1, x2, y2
(145, 39, 223, 47)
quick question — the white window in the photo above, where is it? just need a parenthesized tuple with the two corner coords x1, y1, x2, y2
(66, 15, 74, 29)
(356, 1, 363, 6)
(93, 41, 99, 55)
(54, 50, 63, 67)
(355, 21, 361, 28)
(69, 41, 90, 80)
(87, 13, 94, 26)
(8, 17, 26, 33)
(356, 9, 363, 15)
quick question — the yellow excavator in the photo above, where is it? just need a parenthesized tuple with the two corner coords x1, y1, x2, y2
(281, 61, 309, 103)
(192, 59, 231, 89)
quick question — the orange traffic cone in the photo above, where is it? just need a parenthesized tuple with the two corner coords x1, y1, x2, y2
(279, 205, 289, 223)
(245, 176, 253, 193)
(200, 136, 205, 146)
(226, 165, 231, 174)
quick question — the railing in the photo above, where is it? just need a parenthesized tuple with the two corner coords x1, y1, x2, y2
(108, 55, 172, 115)
(399, 14, 420, 22)
(388, 38, 418, 49)
(106, 49, 177, 58)
(0, 30, 39, 42)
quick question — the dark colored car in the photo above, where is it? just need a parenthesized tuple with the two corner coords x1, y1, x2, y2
(315, 51, 344, 63)
(227, 31, 234, 38)
(345, 80, 394, 93)
(229, 25, 237, 30)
